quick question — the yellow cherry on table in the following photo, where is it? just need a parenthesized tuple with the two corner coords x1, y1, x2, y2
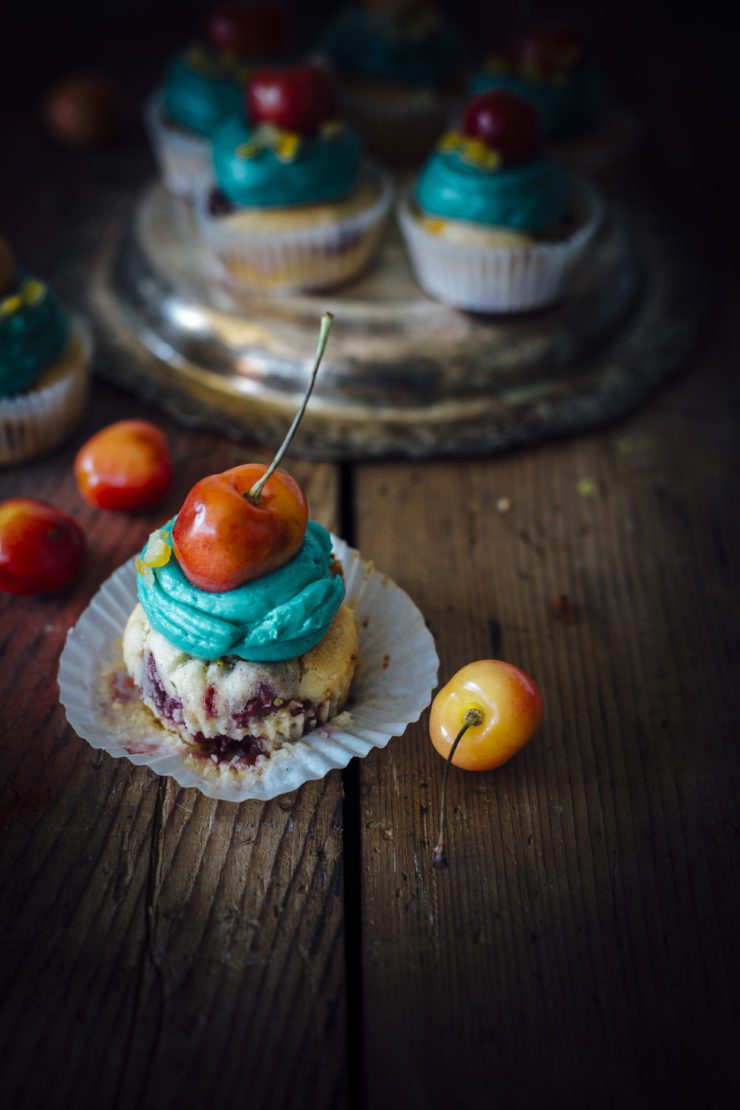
(430, 660, 544, 772)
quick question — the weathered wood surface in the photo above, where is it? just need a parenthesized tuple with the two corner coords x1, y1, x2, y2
(0, 390, 347, 1110)
(355, 308, 739, 1109)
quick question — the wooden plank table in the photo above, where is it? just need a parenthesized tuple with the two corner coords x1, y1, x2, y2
(2, 310, 738, 1108)
(1, 23, 739, 1108)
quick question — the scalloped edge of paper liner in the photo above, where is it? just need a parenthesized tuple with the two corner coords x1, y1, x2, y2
(58, 535, 439, 802)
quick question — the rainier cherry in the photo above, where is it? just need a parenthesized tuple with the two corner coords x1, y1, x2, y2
(247, 66, 335, 136)
(462, 91, 543, 164)
(429, 659, 544, 867)
(172, 313, 334, 593)
(0, 499, 86, 595)
(75, 420, 172, 512)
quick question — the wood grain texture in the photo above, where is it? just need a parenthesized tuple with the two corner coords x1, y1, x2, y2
(0, 387, 347, 1110)
(354, 312, 739, 1110)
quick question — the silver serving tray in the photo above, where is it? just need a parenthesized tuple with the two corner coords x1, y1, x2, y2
(91, 181, 707, 459)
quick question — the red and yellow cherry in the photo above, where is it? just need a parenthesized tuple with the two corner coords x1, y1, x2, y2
(248, 65, 334, 136)
(171, 312, 334, 593)
(429, 659, 544, 867)
(172, 463, 307, 592)
(207, 4, 286, 58)
(74, 420, 172, 512)
(0, 498, 86, 595)
(462, 91, 542, 164)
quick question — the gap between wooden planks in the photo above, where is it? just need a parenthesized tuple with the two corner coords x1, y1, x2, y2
(354, 324, 739, 1109)
(0, 392, 348, 1110)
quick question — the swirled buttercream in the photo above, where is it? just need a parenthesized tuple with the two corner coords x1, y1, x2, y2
(137, 519, 345, 663)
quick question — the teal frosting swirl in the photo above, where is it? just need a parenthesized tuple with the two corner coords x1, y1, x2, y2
(138, 519, 345, 663)
(322, 7, 462, 86)
(163, 45, 245, 137)
(0, 274, 69, 397)
(212, 116, 362, 208)
(415, 147, 569, 234)
(470, 67, 606, 143)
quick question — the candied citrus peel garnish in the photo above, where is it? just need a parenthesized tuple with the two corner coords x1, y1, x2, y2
(135, 528, 172, 585)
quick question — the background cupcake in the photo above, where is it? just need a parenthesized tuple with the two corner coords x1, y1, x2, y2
(199, 65, 392, 292)
(146, 3, 286, 198)
(319, 1, 464, 164)
(0, 239, 91, 465)
(398, 90, 602, 312)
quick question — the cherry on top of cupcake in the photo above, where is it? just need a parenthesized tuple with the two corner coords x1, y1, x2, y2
(206, 3, 287, 59)
(459, 90, 543, 167)
(247, 65, 335, 137)
(141, 314, 334, 595)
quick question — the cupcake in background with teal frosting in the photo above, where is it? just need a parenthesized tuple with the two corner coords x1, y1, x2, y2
(398, 90, 602, 313)
(0, 239, 92, 465)
(146, 3, 286, 199)
(469, 23, 637, 178)
(198, 65, 392, 292)
(319, 1, 464, 164)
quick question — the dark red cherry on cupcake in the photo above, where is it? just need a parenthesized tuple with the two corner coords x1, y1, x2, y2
(171, 313, 333, 593)
(462, 91, 542, 164)
(247, 65, 335, 136)
(207, 4, 286, 57)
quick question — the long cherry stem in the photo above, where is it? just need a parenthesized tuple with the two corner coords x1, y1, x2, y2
(246, 311, 334, 504)
(432, 707, 484, 869)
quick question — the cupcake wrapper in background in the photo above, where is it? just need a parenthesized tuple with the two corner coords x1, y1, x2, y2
(144, 91, 214, 200)
(335, 80, 453, 165)
(398, 177, 603, 314)
(196, 167, 393, 293)
(0, 315, 92, 466)
(59, 535, 439, 804)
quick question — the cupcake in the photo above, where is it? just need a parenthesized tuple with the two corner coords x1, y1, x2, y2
(146, 4, 286, 198)
(319, 1, 464, 164)
(199, 65, 392, 292)
(123, 519, 358, 763)
(0, 240, 91, 465)
(398, 90, 601, 313)
(121, 320, 359, 767)
(469, 23, 633, 176)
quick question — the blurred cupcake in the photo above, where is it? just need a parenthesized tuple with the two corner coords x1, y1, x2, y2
(319, 1, 463, 164)
(198, 65, 392, 293)
(470, 23, 635, 176)
(0, 240, 91, 465)
(146, 3, 286, 198)
(398, 91, 601, 313)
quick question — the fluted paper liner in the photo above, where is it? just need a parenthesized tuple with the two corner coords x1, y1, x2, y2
(59, 536, 439, 802)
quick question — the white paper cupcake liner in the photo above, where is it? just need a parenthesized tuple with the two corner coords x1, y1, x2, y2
(195, 166, 393, 293)
(144, 90, 214, 199)
(58, 535, 439, 803)
(0, 315, 92, 466)
(398, 176, 603, 313)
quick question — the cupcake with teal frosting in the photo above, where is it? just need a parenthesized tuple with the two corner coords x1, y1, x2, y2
(469, 23, 637, 177)
(146, 4, 286, 198)
(319, 1, 464, 164)
(471, 24, 606, 145)
(0, 240, 91, 465)
(399, 91, 602, 312)
(198, 65, 392, 292)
